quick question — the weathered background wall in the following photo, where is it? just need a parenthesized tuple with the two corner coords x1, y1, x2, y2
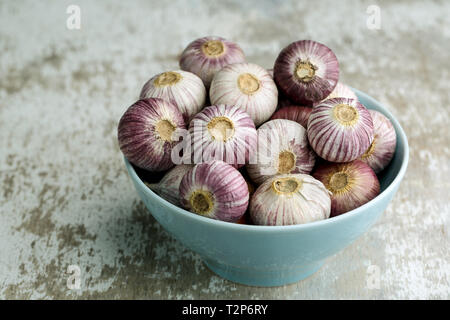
(0, 0, 449, 299)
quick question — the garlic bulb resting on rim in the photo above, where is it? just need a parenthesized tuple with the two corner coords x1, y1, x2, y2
(118, 98, 186, 171)
(250, 174, 331, 226)
(179, 160, 249, 222)
(270, 106, 313, 129)
(313, 82, 358, 106)
(146, 164, 193, 206)
(246, 119, 316, 185)
(274, 40, 339, 106)
(210, 63, 278, 126)
(179, 36, 246, 88)
(140, 70, 206, 122)
(359, 110, 397, 173)
(313, 160, 380, 217)
(307, 98, 374, 163)
(187, 104, 257, 168)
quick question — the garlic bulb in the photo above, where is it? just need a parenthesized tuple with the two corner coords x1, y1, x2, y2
(270, 106, 313, 129)
(313, 160, 380, 216)
(250, 174, 331, 226)
(179, 160, 249, 222)
(179, 36, 246, 88)
(140, 70, 206, 122)
(313, 82, 358, 106)
(359, 110, 397, 173)
(146, 164, 193, 206)
(274, 40, 339, 106)
(210, 63, 278, 126)
(186, 104, 257, 168)
(118, 98, 186, 171)
(307, 98, 374, 163)
(246, 119, 316, 185)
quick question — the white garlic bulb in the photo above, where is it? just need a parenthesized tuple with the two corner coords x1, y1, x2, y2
(140, 70, 206, 122)
(250, 174, 331, 226)
(209, 63, 278, 126)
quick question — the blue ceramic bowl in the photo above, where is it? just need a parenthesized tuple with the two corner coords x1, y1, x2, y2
(124, 89, 409, 287)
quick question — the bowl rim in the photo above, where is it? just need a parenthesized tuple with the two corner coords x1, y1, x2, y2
(124, 88, 409, 233)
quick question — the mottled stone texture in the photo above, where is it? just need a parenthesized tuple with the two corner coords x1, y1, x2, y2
(0, 0, 448, 299)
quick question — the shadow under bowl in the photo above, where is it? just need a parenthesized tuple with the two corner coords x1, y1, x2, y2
(123, 88, 409, 287)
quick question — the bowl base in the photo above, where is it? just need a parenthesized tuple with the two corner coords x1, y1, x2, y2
(203, 259, 324, 287)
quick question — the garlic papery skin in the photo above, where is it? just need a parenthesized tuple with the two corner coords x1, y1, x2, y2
(179, 36, 246, 88)
(179, 160, 249, 222)
(274, 40, 339, 106)
(140, 70, 206, 122)
(146, 164, 193, 206)
(270, 106, 313, 129)
(313, 160, 380, 217)
(187, 105, 257, 168)
(307, 98, 374, 163)
(118, 98, 186, 171)
(246, 119, 316, 185)
(250, 174, 331, 226)
(210, 63, 278, 126)
(313, 82, 358, 107)
(359, 110, 397, 173)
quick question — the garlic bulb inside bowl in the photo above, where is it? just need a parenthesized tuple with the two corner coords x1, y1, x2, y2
(179, 160, 249, 222)
(274, 40, 339, 106)
(313, 160, 380, 217)
(307, 97, 374, 163)
(140, 70, 206, 122)
(117, 98, 186, 171)
(250, 174, 331, 226)
(179, 36, 246, 88)
(187, 104, 257, 168)
(359, 110, 397, 173)
(246, 119, 316, 185)
(210, 63, 278, 126)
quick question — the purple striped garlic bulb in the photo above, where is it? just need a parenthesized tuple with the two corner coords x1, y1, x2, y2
(146, 164, 193, 206)
(187, 104, 257, 168)
(274, 40, 339, 106)
(250, 174, 331, 226)
(359, 110, 397, 173)
(179, 160, 249, 222)
(313, 160, 380, 217)
(307, 98, 374, 163)
(313, 82, 358, 106)
(118, 98, 186, 171)
(210, 63, 278, 126)
(179, 36, 246, 88)
(140, 70, 206, 122)
(246, 119, 316, 185)
(270, 106, 313, 129)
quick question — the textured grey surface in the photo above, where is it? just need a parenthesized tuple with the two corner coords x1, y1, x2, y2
(0, 0, 449, 299)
